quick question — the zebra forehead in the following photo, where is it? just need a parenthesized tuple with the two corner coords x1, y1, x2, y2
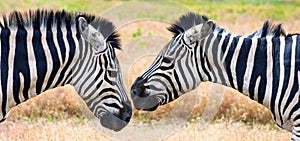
(167, 12, 214, 37)
(0, 9, 121, 50)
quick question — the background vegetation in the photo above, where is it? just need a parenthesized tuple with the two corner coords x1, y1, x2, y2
(1, 0, 299, 140)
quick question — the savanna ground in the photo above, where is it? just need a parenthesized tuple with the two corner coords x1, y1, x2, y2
(1, 0, 300, 140)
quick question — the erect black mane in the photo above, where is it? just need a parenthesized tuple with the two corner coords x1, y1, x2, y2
(0, 9, 121, 50)
(167, 12, 214, 37)
(261, 20, 286, 37)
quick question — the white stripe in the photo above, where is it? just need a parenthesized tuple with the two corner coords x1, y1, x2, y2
(52, 27, 63, 65)
(221, 35, 234, 63)
(64, 27, 80, 84)
(7, 28, 17, 109)
(56, 27, 70, 86)
(73, 45, 92, 93)
(197, 37, 209, 80)
(202, 36, 214, 80)
(274, 36, 285, 125)
(49, 27, 69, 88)
(230, 37, 244, 90)
(263, 37, 273, 108)
(26, 27, 37, 99)
(253, 76, 261, 101)
(57, 27, 79, 86)
(243, 38, 258, 95)
(216, 32, 229, 85)
(40, 28, 54, 91)
(280, 36, 296, 115)
(18, 73, 25, 101)
(207, 33, 218, 82)
(286, 71, 300, 120)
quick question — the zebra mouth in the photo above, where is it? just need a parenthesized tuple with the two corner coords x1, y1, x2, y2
(131, 92, 159, 111)
(99, 102, 132, 131)
(100, 113, 129, 131)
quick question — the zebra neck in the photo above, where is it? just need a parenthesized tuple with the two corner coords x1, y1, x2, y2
(67, 44, 98, 102)
(201, 28, 282, 107)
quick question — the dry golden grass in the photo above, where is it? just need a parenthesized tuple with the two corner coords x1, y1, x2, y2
(0, 119, 291, 141)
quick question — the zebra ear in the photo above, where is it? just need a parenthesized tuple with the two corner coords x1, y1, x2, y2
(185, 19, 215, 43)
(78, 17, 106, 52)
(78, 17, 89, 37)
(201, 20, 215, 37)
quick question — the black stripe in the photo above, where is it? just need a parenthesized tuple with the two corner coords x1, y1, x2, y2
(95, 57, 103, 81)
(73, 49, 92, 87)
(33, 28, 47, 94)
(174, 70, 183, 93)
(87, 56, 96, 72)
(104, 103, 121, 109)
(159, 63, 174, 71)
(13, 28, 30, 103)
(155, 73, 179, 99)
(150, 78, 174, 103)
(185, 50, 196, 89)
(284, 36, 300, 114)
(249, 37, 267, 104)
(99, 88, 118, 97)
(277, 36, 293, 124)
(194, 42, 203, 81)
(88, 93, 120, 113)
(177, 48, 189, 89)
(236, 38, 252, 92)
(210, 32, 223, 83)
(221, 34, 230, 54)
(199, 42, 211, 81)
(78, 70, 95, 94)
(62, 69, 73, 85)
(45, 28, 60, 90)
(1, 28, 10, 117)
(54, 28, 76, 87)
(56, 25, 66, 63)
(82, 67, 98, 94)
(270, 37, 281, 121)
(224, 36, 238, 89)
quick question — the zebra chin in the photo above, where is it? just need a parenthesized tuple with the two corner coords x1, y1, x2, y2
(99, 102, 132, 131)
(130, 93, 160, 111)
(100, 113, 130, 131)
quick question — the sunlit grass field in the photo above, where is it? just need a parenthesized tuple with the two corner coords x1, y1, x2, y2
(1, 0, 300, 140)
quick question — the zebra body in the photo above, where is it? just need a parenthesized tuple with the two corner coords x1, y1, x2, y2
(131, 12, 300, 139)
(0, 10, 131, 131)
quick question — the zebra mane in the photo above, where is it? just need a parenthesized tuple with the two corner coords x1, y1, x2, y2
(167, 12, 215, 37)
(0, 9, 121, 50)
(261, 20, 286, 37)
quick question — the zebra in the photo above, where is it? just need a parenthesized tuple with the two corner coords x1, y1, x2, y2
(0, 9, 132, 131)
(131, 12, 300, 139)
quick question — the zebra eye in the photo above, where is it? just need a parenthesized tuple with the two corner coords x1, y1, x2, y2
(162, 56, 174, 63)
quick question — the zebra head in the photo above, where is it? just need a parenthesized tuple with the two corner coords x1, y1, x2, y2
(76, 17, 132, 131)
(131, 13, 214, 111)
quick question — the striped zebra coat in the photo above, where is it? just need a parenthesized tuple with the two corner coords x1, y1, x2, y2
(131, 12, 300, 140)
(0, 10, 131, 131)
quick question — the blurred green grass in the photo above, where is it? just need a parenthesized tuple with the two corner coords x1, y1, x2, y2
(0, 1, 299, 21)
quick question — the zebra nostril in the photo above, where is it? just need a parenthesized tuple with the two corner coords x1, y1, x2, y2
(131, 88, 138, 95)
(120, 102, 132, 122)
(124, 115, 131, 122)
(131, 77, 147, 97)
